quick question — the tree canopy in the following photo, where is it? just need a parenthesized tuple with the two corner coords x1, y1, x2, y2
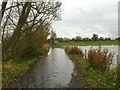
(1, 0, 62, 59)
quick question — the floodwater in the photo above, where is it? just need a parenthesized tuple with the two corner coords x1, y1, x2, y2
(13, 46, 118, 88)
(79, 45, 119, 67)
(14, 48, 74, 88)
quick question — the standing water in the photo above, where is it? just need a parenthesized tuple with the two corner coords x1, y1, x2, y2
(14, 48, 74, 88)
(79, 45, 118, 68)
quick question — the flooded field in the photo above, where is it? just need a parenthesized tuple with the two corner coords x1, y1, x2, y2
(79, 45, 119, 67)
(13, 46, 118, 88)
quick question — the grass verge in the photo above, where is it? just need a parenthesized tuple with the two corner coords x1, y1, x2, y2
(69, 54, 117, 88)
(2, 57, 38, 88)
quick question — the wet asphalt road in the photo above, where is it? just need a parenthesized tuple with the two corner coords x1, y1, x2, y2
(14, 48, 74, 88)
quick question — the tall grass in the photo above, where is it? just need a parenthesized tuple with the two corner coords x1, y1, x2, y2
(65, 46, 117, 87)
(65, 46, 114, 71)
(2, 59, 36, 88)
(88, 46, 114, 71)
(69, 54, 117, 88)
(64, 46, 84, 57)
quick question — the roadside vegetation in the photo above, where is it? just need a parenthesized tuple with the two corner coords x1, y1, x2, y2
(88, 46, 114, 71)
(3, 58, 36, 88)
(64, 46, 118, 88)
(2, 43, 49, 88)
(1, 0, 62, 88)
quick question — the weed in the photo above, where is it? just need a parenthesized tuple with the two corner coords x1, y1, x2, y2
(69, 54, 117, 88)
(88, 46, 114, 71)
(64, 46, 84, 57)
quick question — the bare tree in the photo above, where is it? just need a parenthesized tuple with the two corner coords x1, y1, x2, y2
(0, 0, 8, 25)
(2, 0, 62, 58)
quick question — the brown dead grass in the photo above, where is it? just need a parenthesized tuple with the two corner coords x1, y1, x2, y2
(64, 46, 84, 57)
(88, 46, 114, 71)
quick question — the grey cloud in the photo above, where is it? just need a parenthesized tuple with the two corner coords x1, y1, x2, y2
(52, 0, 118, 39)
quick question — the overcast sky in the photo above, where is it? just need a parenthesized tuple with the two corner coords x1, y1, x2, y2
(52, 0, 119, 39)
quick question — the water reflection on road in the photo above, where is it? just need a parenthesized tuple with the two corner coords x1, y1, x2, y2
(15, 48, 74, 88)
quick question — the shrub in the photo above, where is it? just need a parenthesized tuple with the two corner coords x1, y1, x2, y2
(64, 46, 84, 57)
(88, 46, 114, 71)
(21, 47, 38, 58)
(117, 63, 120, 87)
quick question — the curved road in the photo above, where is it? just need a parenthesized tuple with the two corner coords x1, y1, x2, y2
(14, 48, 74, 88)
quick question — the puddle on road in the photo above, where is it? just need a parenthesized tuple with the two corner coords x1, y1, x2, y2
(14, 48, 74, 88)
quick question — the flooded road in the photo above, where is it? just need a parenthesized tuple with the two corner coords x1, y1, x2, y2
(14, 48, 74, 88)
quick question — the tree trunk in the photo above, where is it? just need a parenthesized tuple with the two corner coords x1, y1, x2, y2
(0, 0, 8, 25)
(3, 2, 31, 55)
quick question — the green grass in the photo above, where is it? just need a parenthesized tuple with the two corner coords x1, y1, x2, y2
(2, 46, 49, 88)
(57, 40, 119, 48)
(69, 54, 117, 88)
(2, 58, 37, 88)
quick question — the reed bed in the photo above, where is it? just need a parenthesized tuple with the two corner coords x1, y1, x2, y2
(87, 46, 114, 70)
(64, 46, 84, 57)
(65, 46, 114, 71)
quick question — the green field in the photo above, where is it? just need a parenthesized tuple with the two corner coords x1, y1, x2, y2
(57, 40, 119, 48)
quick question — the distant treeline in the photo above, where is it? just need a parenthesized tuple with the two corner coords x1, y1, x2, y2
(51, 34, 120, 42)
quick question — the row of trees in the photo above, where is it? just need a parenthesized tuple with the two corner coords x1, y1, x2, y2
(1, 0, 62, 60)
(56, 34, 112, 42)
